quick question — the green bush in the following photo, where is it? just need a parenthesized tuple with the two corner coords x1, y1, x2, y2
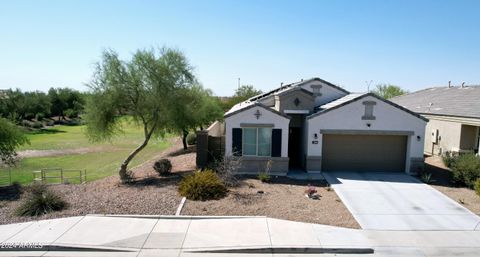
(15, 183, 67, 216)
(475, 178, 480, 197)
(451, 154, 480, 188)
(178, 170, 227, 201)
(153, 159, 172, 175)
(258, 172, 271, 183)
(186, 133, 197, 145)
(442, 151, 458, 168)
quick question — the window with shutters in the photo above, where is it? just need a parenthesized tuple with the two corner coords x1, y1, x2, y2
(242, 127, 272, 156)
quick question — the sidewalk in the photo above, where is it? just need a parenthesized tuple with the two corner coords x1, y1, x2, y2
(1, 215, 480, 256)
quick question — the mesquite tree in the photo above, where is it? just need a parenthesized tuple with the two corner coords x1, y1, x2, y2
(85, 48, 194, 182)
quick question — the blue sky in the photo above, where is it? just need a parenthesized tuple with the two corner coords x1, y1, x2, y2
(1, 0, 479, 96)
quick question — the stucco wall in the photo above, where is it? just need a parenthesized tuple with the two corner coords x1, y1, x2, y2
(274, 91, 314, 113)
(423, 119, 462, 155)
(225, 105, 290, 157)
(306, 95, 427, 173)
(299, 80, 348, 106)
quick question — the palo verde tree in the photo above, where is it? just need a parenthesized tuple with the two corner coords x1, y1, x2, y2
(0, 118, 28, 166)
(85, 47, 194, 182)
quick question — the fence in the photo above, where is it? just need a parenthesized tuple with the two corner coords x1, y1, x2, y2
(197, 121, 225, 169)
(33, 168, 87, 184)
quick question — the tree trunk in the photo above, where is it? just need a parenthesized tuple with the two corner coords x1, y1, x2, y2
(182, 129, 188, 150)
(118, 123, 156, 182)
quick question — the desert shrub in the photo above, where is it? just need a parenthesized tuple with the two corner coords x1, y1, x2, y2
(178, 170, 227, 201)
(451, 154, 480, 188)
(210, 155, 242, 187)
(186, 133, 196, 145)
(258, 172, 271, 183)
(153, 159, 172, 175)
(420, 172, 432, 184)
(15, 183, 67, 216)
(442, 151, 458, 168)
(475, 179, 480, 197)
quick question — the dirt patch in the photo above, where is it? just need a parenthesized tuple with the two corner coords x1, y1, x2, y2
(181, 176, 360, 229)
(17, 147, 108, 158)
(425, 156, 480, 215)
(0, 138, 194, 225)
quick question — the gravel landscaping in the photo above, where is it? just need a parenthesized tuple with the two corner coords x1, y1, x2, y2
(425, 156, 480, 215)
(0, 139, 193, 225)
(181, 176, 360, 229)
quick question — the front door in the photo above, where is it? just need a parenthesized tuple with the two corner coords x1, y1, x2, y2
(288, 127, 302, 169)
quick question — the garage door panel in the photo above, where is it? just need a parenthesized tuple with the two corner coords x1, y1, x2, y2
(322, 134, 407, 172)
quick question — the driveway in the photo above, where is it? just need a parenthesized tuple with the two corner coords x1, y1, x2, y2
(323, 171, 480, 231)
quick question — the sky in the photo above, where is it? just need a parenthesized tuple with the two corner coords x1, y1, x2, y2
(1, 0, 479, 96)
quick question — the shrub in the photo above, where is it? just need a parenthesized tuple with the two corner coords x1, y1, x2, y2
(178, 170, 227, 201)
(420, 172, 432, 184)
(186, 133, 197, 145)
(15, 183, 67, 216)
(451, 154, 480, 188)
(475, 178, 480, 197)
(258, 172, 271, 183)
(442, 151, 458, 168)
(153, 159, 172, 175)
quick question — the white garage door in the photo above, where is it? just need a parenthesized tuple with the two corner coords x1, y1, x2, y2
(322, 134, 407, 172)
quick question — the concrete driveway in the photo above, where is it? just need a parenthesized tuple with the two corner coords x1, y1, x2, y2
(323, 171, 480, 231)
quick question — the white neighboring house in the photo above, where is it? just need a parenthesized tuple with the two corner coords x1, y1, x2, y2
(224, 78, 428, 175)
(391, 84, 480, 156)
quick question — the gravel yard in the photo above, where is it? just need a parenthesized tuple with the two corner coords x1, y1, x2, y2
(181, 176, 360, 229)
(0, 139, 194, 225)
(425, 156, 480, 216)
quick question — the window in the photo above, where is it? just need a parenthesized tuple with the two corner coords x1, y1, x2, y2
(362, 101, 376, 120)
(242, 127, 272, 156)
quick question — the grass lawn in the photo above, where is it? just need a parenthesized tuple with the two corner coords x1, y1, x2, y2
(0, 120, 172, 185)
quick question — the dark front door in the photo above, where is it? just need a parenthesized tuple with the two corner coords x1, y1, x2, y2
(288, 127, 302, 169)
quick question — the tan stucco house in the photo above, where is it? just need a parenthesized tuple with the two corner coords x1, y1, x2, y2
(391, 84, 480, 156)
(224, 78, 428, 175)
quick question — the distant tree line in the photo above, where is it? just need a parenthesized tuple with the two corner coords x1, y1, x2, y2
(0, 87, 87, 127)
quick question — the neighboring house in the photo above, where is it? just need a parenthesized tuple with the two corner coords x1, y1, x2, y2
(391, 84, 480, 156)
(223, 78, 427, 175)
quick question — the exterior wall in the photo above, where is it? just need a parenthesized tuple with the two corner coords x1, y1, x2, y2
(306, 95, 427, 174)
(225, 105, 290, 174)
(299, 80, 349, 106)
(423, 118, 462, 155)
(274, 90, 314, 113)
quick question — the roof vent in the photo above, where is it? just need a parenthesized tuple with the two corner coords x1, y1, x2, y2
(448, 81, 451, 88)
(461, 82, 465, 88)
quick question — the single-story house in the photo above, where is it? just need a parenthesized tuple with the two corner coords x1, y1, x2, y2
(224, 78, 427, 175)
(391, 84, 480, 156)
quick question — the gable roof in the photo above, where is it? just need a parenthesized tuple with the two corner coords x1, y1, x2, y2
(248, 77, 348, 102)
(390, 86, 480, 119)
(307, 93, 428, 122)
(224, 102, 291, 119)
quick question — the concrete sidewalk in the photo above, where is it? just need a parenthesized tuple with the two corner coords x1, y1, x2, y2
(1, 215, 480, 256)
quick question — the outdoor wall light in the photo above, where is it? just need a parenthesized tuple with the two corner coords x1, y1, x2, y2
(314, 133, 318, 139)
(417, 135, 421, 141)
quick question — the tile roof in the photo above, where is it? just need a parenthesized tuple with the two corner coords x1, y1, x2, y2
(390, 86, 480, 119)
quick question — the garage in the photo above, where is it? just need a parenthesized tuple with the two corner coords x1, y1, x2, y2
(322, 134, 407, 172)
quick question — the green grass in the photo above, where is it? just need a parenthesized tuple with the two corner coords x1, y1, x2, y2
(1, 120, 173, 185)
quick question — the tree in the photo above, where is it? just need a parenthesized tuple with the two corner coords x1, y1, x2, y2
(222, 85, 263, 111)
(0, 118, 28, 166)
(85, 47, 194, 182)
(48, 88, 85, 119)
(169, 84, 223, 149)
(371, 84, 408, 99)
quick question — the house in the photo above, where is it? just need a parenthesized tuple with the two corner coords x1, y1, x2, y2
(391, 84, 480, 156)
(224, 78, 427, 175)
